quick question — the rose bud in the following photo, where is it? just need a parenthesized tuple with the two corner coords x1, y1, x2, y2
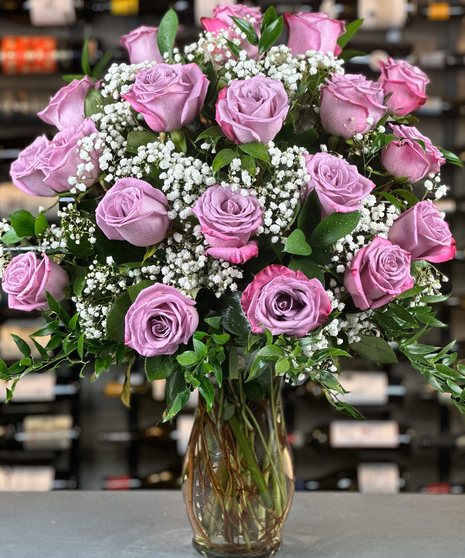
(241, 264, 331, 336)
(381, 124, 445, 183)
(344, 236, 413, 311)
(388, 200, 456, 263)
(2, 252, 69, 312)
(10, 136, 53, 197)
(193, 184, 263, 264)
(124, 284, 199, 357)
(284, 12, 346, 56)
(216, 76, 289, 144)
(96, 178, 171, 247)
(320, 74, 387, 139)
(120, 26, 163, 64)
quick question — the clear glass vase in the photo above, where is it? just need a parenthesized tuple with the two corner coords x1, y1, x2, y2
(182, 363, 294, 558)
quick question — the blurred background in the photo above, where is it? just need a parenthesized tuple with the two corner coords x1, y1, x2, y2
(0, 0, 465, 495)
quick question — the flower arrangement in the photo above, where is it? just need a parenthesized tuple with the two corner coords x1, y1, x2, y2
(1, 4, 463, 554)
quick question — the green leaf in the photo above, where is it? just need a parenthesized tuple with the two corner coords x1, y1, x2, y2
(95, 354, 112, 377)
(338, 49, 366, 62)
(310, 211, 360, 247)
(387, 303, 418, 326)
(157, 8, 179, 58)
(30, 321, 59, 337)
(392, 188, 419, 207)
(1, 228, 21, 244)
(11, 335, 31, 358)
(217, 291, 251, 340)
(226, 39, 241, 58)
(127, 280, 154, 303)
(336, 401, 365, 419)
(275, 357, 290, 375)
(212, 148, 237, 173)
(230, 16, 259, 46)
(247, 357, 269, 382)
(369, 133, 397, 154)
(106, 291, 132, 343)
(126, 130, 158, 153)
(298, 190, 321, 238)
(121, 363, 132, 408)
(293, 128, 318, 150)
(193, 338, 208, 358)
(77, 334, 84, 360)
(10, 210, 35, 238)
(84, 87, 112, 118)
(289, 257, 324, 285)
(337, 19, 364, 50)
(205, 316, 222, 330)
(256, 345, 284, 359)
(283, 229, 312, 256)
(350, 335, 397, 364)
(396, 286, 426, 300)
(45, 291, 61, 315)
(195, 126, 225, 143)
(440, 148, 462, 167)
(91, 48, 113, 80)
(229, 346, 239, 380)
(177, 351, 199, 367)
(212, 334, 230, 345)
(420, 294, 450, 304)
(145, 354, 179, 381)
(258, 16, 283, 56)
(238, 142, 270, 162)
(261, 6, 278, 31)
(199, 377, 215, 411)
(164, 389, 190, 421)
(170, 129, 187, 153)
(34, 213, 49, 237)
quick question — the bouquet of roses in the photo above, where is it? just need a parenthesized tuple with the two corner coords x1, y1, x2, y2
(1, 4, 464, 554)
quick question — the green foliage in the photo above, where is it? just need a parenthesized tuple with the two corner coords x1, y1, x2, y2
(283, 229, 312, 256)
(9, 210, 35, 238)
(106, 292, 132, 343)
(350, 335, 398, 364)
(230, 16, 259, 46)
(337, 19, 364, 50)
(145, 354, 179, 381)
(310, 211, 360, 247)
(212, 148, 237, 173)
(157, 8, 179, 59)
(238, 142, 270, 163)
(258, 14, 283, 56)
(126, 130, 158, 153)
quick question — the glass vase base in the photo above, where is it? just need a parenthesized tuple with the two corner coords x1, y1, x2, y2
(192, 538, 282, 558)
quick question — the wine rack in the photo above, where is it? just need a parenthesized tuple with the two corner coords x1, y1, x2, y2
(1, 0, 465, 493)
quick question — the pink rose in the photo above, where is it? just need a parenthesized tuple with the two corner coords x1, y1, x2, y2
(388, 200, 456, 263)
(304, 152, 375, 218)
(122, 63, 209, 132)
(320, 74, 387, 139)
(95, 178, 171, 247)
(10, 136, 55, 197)
(284, 12, 346, 56)
(241, 264, 331, 336)
(124, 284, 199, 357)
(39, 119, 101, 192)
(216, 76, 289, 144)
(381, 124, 445, 183)
(344, 236, 413, 311)
(120, 26, 163, 64)
(201, 4, 262, 58)
(2, 252, 69, 312)
(37, 76, 100, 131)
(378, 58, 429, 116)
(193, 184, 262, 264)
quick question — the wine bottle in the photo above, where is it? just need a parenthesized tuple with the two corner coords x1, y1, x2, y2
(296, 463, 409, 493)
(289, 420, 415, 452)
(0, 181, 60, 220)
(421, 433, 465, 451)
(0, 36, 99, 75)
(421, 2, 465, 20)
(0, 465, 77, 490)
(0, 414, 79, 451)
(101, 465, 182, 490)
(0, 0, 194, 25)
(0, 371, 79, 404)
(420, 482, 465, 494)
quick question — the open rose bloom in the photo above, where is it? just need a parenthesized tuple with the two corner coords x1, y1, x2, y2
(1, 8, 463, 544)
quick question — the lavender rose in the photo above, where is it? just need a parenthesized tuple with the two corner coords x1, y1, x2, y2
(95, 178, 171, 247)
(39, 118, 101, 192)
(381, 124, 445, 183)
(10, 136, 54, 197)
(388, 200, 456, 263)
(284, 12, 346, 56)
(378, 58, 429, 116)
(320, 74, 387, 139)
(193, 184, 262, 264)
(124, 284, 199, 357)
(37, 76, 99, 131)
(2, 252, 69, 312)
(122, 63, 209, 132)
(201, 4, 262, 58)
(241, 264, 331, 336)
(120, 26, 163, 64)
(304, 152, 375, 218)
(344, 236, 413, 311)
(216, 76, 289, 144)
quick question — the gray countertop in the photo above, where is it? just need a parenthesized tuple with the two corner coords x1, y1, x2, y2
(0, 492, 464, 558)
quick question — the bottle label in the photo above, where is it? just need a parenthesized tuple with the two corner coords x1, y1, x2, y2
(105, 475, 133, 490)
(427, 2, 451, 20)
(110, 0, 139, 15)
(29, 0, 76, 26)
(358, 0, 408, 29)
(0, 466, 55, 491)
(339, 371, 388, 405)
(357, 463, 400, 493)
(23, 414, 73, 451)
(0, 183, 59, 220)
(1, 36, 58, 75)
(0, 372, 56, 403)
(330, 420, 399, 448)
